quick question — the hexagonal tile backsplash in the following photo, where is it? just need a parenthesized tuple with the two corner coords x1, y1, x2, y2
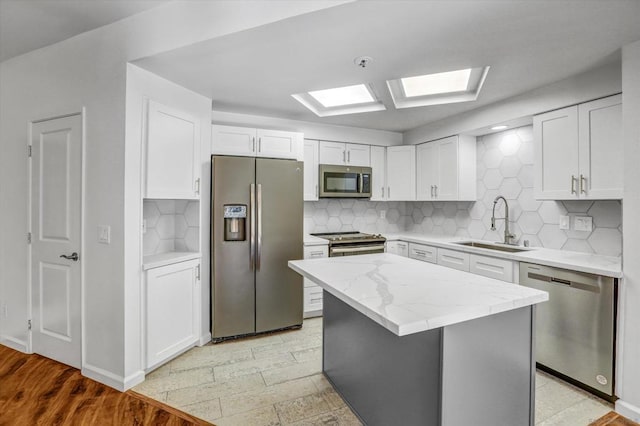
(305, 126, 622, 257)
(143, 200, 200, 256)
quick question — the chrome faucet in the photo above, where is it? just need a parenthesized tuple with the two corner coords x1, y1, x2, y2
(491, 195, 515, 245)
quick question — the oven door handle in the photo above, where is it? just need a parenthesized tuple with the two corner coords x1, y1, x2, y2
(358, 173, 363, 193)
(331, 244, 386, 254)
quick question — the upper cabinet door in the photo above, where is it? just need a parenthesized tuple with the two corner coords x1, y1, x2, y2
(534, 106, 580, 200)
(346, 143, 370, 166)
(319, 141, 347, 165)
(303, 139, 319, 201)
(370, 146, 387, 201)
(386, 145, 416, 201)
(436, 137, 459, 200)
(578, 95, 623, 199)
(212, 125, 256, 157)
(146, 100, 201, 199)
(256, 129, 299, 159)
(416, 142, 438, 200)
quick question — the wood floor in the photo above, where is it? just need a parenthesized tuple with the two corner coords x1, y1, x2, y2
(590, 411, 640, 426)
(0, 344, 212, 426)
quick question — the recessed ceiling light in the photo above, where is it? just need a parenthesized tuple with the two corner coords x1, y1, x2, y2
(308, 84, 375, 108)
(386, 66, 490, 110)
(491, 125, 508, 131)
(401, 69, 471, 97)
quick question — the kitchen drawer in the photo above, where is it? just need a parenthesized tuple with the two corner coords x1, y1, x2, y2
(409, 243, 437, 263)
(386, 241, 409, 257)
(304, 287, 323, 317)
(469, 254, 514, 282)
(303, 245, 329, 259)
(437, 248, 470, 272)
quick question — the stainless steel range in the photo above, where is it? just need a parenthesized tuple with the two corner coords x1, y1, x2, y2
(312, 232, 386, 257)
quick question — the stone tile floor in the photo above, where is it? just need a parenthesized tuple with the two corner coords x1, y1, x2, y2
(134, 317, 612, 425)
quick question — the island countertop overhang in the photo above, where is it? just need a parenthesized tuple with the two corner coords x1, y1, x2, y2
(289, 253, 548, 336)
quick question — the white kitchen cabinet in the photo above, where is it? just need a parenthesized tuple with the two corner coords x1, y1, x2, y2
(303, 139, 319, 201)
(437, 248, 470, 272)
(469, 254, 514, 282)
(145, 259, 200, 369)
(416, 135, 476, 201)
(370, 146, 387, 201)
(212, 124, 301, 159)
(145, 100, 201, 199)
(534, 94, 622, 200)
(386, 241, 409, 257)
(303, 245, 329, 317)
(386, 145, 416, 201)
(319, 141, 370, 166)
(409, 242, 437, 263)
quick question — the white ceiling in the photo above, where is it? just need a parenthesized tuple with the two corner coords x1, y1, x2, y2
(134, 0, 640, 132)
(0, 0, 167, 63)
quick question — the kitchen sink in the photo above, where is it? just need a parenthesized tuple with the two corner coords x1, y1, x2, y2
(453, 241, 530, 253)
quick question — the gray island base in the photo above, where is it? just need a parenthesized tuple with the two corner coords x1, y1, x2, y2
(323, 290, 535, 426)
(288, 254, 547, 426)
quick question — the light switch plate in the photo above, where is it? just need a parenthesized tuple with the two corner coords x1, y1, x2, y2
(559, 215, 570, 230)
(380, 210, 386, 219)
(573, 216, 593, 232)
(98, 225, 111, 244)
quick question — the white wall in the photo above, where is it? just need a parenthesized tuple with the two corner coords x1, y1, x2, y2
(0, 0, 350, 390)
(212, 110, 402, 146)
(617, 39, 640, 421)
(403, 61, 622, 144)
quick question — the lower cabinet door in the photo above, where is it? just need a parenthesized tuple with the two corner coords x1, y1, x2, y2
(437, 248, 470, 271)
(146, 259, 200, 369)
(469, 254, 514, 282)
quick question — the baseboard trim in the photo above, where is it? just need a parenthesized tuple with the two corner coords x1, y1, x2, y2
(82, 363, 143, 392)
(199, 332, 212, 346)
(0, 335, 29, 353)
(616, 399, 640, 422)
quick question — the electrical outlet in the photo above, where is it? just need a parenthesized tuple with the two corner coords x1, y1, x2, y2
(380, 210, 386, 219)
(559, 215, 570, 230)
(573, 216, 593, 232)
(98, 225, 111, 244)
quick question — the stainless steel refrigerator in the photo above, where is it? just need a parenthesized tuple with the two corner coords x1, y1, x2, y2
(211, 155, 303, 341)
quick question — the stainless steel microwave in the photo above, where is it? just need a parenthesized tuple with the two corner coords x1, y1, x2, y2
(319, 164, 372, 198)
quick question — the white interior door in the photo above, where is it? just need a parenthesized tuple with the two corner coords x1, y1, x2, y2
(31, 114, 82, 369)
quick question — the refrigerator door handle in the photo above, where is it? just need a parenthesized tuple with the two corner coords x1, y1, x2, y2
(250, 183, 256, 270)
(256, 183, 263, 270)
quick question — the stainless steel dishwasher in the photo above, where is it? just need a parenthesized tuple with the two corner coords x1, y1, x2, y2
(520, 262, 617, 400)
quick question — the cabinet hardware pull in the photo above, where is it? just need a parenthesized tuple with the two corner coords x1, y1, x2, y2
(196, 264, 201, 280)
(195, 178, 200, 195)
(252, 137, 256, 152)
(580, 174, 586, 194)
(434, 185, 438, 198)
(381, 187, 384, 198)
(258, 137, 262, 152)
(571, 175, 577, 194)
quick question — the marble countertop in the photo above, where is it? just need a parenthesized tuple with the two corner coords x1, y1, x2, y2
(384, 233, 622, 278)
(289, 253, 548, 336)
(143, 251, 201, 270)
(304, 234, 329, 246)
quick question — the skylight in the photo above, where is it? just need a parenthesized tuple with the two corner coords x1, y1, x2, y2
(308, 84, 375, 107)
(292, 83, 385, 117)
(401, 69, 471, 97)
(387, 66, 490, 110)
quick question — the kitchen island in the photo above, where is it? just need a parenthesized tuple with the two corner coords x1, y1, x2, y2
(288, 253, 548, 426)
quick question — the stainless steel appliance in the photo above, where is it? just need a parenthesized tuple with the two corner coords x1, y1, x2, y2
(312, 232, 386, 257)
(212, 156, 303, 342)
(519, 262, 617, 400)
(319, 164, 372, 198)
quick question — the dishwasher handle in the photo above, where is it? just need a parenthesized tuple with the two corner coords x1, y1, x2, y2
(528, 272, 600, 293)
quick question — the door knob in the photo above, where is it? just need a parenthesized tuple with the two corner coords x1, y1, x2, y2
(60, 252, 79, 261)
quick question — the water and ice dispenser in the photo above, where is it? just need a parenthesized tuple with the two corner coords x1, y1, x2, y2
(223, 205, 247, 241)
